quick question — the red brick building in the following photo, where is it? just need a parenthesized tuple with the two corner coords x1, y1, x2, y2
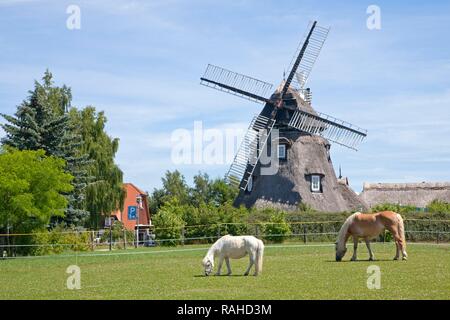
(112, 183, 152, 231)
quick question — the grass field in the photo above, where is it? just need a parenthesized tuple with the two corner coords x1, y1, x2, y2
(0, 242, 449, 299)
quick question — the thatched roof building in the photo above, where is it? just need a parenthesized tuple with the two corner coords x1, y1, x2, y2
(234, 130, 368, 213)
(234, 83, 368, 213)
(359, 182, 450, 208)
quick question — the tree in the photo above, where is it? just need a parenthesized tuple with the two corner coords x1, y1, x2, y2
(149, 171, 238, 215)
(189, 172, 238, 207)
(208, 177, 238, 206)
(1, 70, 71, 153)
(0, 148, 73, 235)
(69, 107, 125, 229)
(1, 70, 90, 226)
(149, 170, 190, 214)
(190, 172, 210, 206)
(162, 170, 190, 204)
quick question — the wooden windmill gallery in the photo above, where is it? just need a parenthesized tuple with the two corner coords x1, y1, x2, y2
(200, 21, 368, 212)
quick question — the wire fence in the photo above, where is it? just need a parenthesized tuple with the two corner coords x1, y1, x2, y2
(0, 219, 449, 258)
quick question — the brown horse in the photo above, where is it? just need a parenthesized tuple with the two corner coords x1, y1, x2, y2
(335, 211, 407, 261)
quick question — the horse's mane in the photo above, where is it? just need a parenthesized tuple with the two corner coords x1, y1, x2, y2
(337, 212, 361, 247)
(205, 236, 226, 260)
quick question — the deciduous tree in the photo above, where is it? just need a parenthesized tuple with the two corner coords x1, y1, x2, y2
(0, 148, 73, 235)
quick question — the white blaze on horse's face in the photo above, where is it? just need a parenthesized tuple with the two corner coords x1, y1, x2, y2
(203, 258, 213, 276)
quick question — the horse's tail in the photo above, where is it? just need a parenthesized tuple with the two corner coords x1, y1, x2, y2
(255, 239, 264, 275)
(396, 213, 406, 249)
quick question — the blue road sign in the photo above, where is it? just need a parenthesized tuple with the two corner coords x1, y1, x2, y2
(128, 206, 137, 220)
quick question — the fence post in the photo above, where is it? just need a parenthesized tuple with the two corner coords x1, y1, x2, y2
(123, 229, 127, 250)
(181, 227, 185, 246)
(74, 231, 78, 253)
(6, 225, 11, 257)
(217, 224, 221, 239)
(437, 231, 440, 244)
(303, 225, 307, 244)
(91, 230, 95, 251)
(109, 223, 113, 251)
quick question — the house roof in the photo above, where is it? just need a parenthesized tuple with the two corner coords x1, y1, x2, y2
(338, 180, 368, 212)
(359, 182, 450, 208)
(124, 183, 147, 195)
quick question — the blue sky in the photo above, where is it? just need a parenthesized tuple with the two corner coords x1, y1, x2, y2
(1, 0, 450, 194)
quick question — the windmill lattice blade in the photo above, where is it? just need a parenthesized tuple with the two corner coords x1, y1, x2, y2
(201, 64, 273, 104)
(287, 22, 329, 91)
(288, 110, 367, 150)
(226, 114, 276, 190)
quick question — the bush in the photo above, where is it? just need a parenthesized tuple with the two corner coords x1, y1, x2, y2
(180, 203, 251, 243)
(262, 212, 291, 243)
(153, 201, 185, 246)
(371, 203, 416, 214)
(31, 226, 91, 256)
(182, 203, 220, 243)
(218, 203, 250, 236)
(296, 202, 317, 213)
(427, 200, 450, 214)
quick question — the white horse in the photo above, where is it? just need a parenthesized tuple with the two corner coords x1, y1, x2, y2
(202, 235, 264, 276)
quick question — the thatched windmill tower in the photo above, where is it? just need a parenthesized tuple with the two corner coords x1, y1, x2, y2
(200, 21, 368, 212)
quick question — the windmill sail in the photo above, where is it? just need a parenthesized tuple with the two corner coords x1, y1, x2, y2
(284, 21, 329, 92)
(200, 64, 273, 104)
(288, 109, 367, 150)
(200, 20, 368, 195)
(226, 114, 276, 190)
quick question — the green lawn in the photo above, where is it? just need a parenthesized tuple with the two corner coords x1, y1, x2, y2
(0, 243, 449, 299)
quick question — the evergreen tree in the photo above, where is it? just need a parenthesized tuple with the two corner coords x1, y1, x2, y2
(1, 71, 69, 152)
(1, 70, 90, 227)
(55, 118, 91, 227)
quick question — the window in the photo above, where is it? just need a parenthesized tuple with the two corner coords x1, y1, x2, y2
(311, 175, 321, 192)
(277, 144, 286, 159)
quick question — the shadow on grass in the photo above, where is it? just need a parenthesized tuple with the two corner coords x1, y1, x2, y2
(324, 258, 396, 263)
(193, 274, 252, 278)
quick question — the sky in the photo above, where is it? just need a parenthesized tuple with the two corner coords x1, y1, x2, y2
(0, 0, 449, 194)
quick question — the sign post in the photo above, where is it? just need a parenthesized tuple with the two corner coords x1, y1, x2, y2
(127, 205, 138, 247)
(105, 216, 113, 251)
(136, 195, 143, 248)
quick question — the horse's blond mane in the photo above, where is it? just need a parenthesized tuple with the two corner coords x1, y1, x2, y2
(337, 212, 361, 248)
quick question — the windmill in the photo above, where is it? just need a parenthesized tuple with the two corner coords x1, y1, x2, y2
(200, 21, 368, 212)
